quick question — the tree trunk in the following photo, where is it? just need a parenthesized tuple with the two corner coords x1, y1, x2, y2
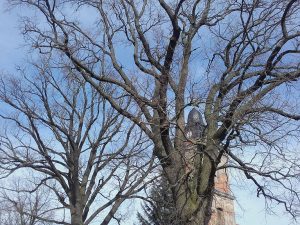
(183, 197, 213, 225)
(165, 147, 216, 225)
(70, 204, 84, 225)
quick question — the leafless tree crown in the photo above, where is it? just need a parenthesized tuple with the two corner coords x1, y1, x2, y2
(1, 0, 300, 224)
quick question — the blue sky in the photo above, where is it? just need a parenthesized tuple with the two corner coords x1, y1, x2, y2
(0, 2, 297, 225)
(0, 3, 25, 72)
(231, 180, 296, 225)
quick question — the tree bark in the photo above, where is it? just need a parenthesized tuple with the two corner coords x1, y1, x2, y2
(165, 146, 216, 225)
(70, 204, 84, 225)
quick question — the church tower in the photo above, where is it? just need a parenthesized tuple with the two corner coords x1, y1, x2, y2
(186, 109, 236, 225)
(208, 155, 236, 225)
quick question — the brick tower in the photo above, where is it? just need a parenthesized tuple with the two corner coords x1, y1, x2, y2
(208, 155, 236, 225)
(186, 109, 236, 225)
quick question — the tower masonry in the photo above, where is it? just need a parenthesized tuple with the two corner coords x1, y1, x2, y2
(209, 155, 236, 225)
(185, 108, 237, 225)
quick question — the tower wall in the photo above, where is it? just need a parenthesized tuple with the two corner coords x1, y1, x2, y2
(209, 193, 236, 225)
(209, 156, 236, 225)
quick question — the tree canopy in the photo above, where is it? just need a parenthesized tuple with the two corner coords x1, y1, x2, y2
(1, 0, 300, 224)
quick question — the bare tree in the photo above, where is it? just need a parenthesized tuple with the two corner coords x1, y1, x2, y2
(0, 60, 155, 225)
(0, 179, 55, 225)
(4, 0, 300, 224)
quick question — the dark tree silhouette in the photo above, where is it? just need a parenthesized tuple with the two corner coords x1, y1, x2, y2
(137, 175, 177, 225)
